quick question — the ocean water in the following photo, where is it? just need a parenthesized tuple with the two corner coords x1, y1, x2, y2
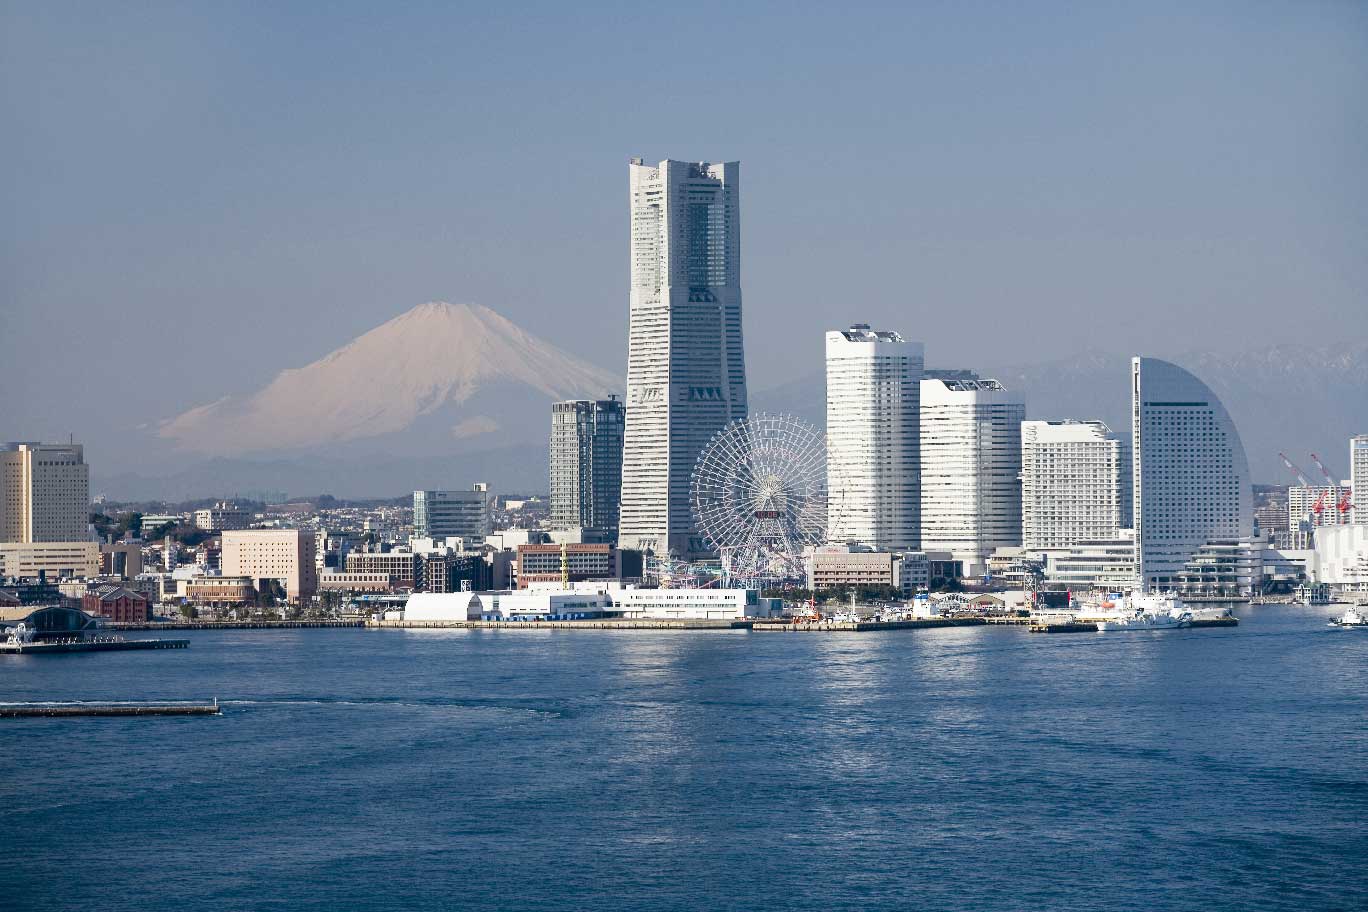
(3, 606, 1367, 912)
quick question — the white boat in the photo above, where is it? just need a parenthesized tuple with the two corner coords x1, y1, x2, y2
(1096, 592, 1192, 631)
(1329, 606, 1368, 628)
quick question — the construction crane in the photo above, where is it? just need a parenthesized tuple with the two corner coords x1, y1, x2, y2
(1313, 451, 1357, 516)
(1310, 453, 1350, 521)
(1278, 452, 1313, 487)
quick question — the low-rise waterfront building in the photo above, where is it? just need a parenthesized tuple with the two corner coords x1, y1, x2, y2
(82, 584, 150, 622)
(317, 572, 395, 594)
(1313, 524, 1368, 589)
(184, 576, 256, 608)
(612, 588, 773, 620)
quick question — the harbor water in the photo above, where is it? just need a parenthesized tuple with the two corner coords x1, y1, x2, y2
(2, 604, 1366, 911)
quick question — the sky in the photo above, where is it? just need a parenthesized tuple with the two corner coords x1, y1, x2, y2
(2, 1, 1366, 478)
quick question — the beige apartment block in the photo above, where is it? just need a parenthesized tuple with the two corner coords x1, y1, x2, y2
(0, 443, 90, 544)
(221, 529, 318, 600)
(0, 541, 100, 579)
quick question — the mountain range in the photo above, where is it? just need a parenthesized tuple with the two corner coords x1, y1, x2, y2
(94, 302, 1368, 500)
(753, 344, 1368, 485)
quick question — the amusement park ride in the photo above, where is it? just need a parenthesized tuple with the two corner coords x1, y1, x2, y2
(646, 413, 842, 591)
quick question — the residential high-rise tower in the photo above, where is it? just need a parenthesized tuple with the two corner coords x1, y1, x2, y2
(920, 375, 1025, 577)
(825, 325, 922, 550)
(1351, 434, 1368, 522)
(1021, 420, 1130, 550)
(619, 158, 746, 558)
(550, 397, 625, 537)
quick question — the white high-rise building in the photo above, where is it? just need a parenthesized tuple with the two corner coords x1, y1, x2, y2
(619, 158, 746, 558)
(1351, 435, 1368, 522)
(921, 375, 1025, 577)
(825, 325, 922, 551)
(1132, 357, 1252, 589)
(0, 442, 90, 544)
(1021, 420, 1130, 550)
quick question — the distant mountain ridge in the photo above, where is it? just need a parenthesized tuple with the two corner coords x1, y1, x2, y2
(753, 344, 1368, 484)
(96, 311, 1366, 498)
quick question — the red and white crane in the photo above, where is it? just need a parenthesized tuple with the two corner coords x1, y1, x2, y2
(1310, 452, 1354, 518)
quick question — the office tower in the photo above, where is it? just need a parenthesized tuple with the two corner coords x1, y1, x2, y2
(1021, 420, 1130, 550)
(550, 397, 625, 537)
(921, 374, 1025, 577)
(619, 158, 746, 559)
(1131, 357, 1251, 589)
(825, 325, 922, 550)
(221, 529, 318, 600)
(1352, 435, 1368, 521)
(413, 485, 492, 541)
(0, 442, 90, 543)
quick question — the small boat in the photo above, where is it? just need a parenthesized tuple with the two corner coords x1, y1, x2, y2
(1329, 606, 1368, 628)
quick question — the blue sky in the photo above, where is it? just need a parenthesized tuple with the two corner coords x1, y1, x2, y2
(2, 1, 1365, 472)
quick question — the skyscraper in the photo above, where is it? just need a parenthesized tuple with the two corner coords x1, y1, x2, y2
(1131, 357, 1251, 589)
(825, 325, 922, 550)
(550, 397, 625, 537)
(1021, 420, 1130, 550)
(0, 442, 90, 543)
(619, 158, 746, 558)
(920, 375, 1025, 577)
(1351, 435, 1368, 522)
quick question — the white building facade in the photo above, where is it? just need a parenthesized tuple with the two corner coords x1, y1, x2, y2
(1351, 435, 1368, 521)
(1021, 420, 1130, 550)
(920, 376, 1025, 577)
(1132, 357, 1252, 590)
(825, 325, 922, 551)
(619, 159, 746, 559)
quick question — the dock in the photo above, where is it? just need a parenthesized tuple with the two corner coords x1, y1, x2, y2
(0, 701, 219, 717)
(368, 618, 752, 630)
(0, 638, 189, 655)
(110, 620, 364, 631)
(751, 618, 987, 632)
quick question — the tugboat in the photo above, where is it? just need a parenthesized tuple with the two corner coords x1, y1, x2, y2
(1328, 605, 1368, 628)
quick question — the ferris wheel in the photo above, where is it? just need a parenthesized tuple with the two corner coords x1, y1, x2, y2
(691, 413, 839, 587)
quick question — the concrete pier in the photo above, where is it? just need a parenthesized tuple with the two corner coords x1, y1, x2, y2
(0, 702, 219, 717)
(0, 638, 189, 655)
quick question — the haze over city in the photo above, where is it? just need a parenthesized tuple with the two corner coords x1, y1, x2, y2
(4, 2, 1366, 494)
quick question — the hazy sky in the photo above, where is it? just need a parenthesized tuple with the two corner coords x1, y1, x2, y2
(3, 2, 1366, 466)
